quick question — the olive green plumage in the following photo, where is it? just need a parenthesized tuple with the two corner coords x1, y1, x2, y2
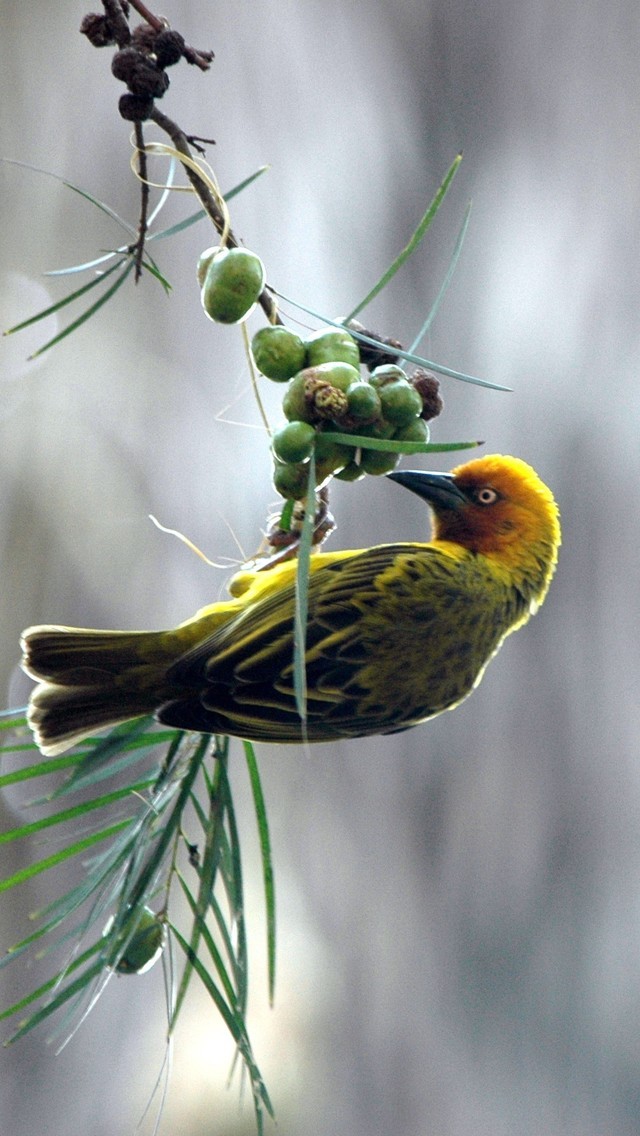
(21, 454, 560, 756)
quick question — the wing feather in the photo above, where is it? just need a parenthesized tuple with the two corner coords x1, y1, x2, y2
(159, 542, 516, 742)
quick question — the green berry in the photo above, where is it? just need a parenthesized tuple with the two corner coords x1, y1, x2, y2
(393, 417, 429, 443)
(378, 380, 423, 427)
(272, 421, 316, 464)
(115, 908, 165, 975)
(272, 460, 310, 500)
(334, 459, 365, 482)
(359, 447, 400, 475)
(282, 372, 317, 423)
(251, 326, 307, 381)
(201, 247, 265, 324)
(306, 327, 360, 369)
(369, 364, 408, 389)
(345, 381, 381, 424)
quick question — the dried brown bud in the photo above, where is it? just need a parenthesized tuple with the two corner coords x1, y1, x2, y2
(80, 14, 116, 47)
(112, 47, 170, 98)
(346, 320, 403, 370)
(130, 24, 159, 54)
(410, 368, 444, 421)
(312, 384, 350, 421)
(155, 29, 186, 68)
(118, 92, 155, 122)
(112, 46, 141, 81)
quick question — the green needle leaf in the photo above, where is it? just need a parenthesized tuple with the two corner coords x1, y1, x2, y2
(0, 820, 134, 893)
(344, 152, 463, 321)
(293, 454, 317, 723)
(321, 432, 483, 454)
(244, 741, 276, 1005)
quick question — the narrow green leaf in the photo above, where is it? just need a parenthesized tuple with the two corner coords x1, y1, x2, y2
(0, 159, 137, 237)
(243, 741, 276, 1005)
(45, 251, 122, 276)
(292, 454, 316, 723)
(3, 956, 105, 1043)
(176, 871, 238, 1007)
(409, 200, 472, 354)
(0, 710, 29, 731)
(345, 153, 463, 321)
(139, 257, 172, 294)
(278, 498, 296, 533)
(52, 716, 164, 796)
(224, 165, 270, 201)
(170, 924, 274, 1125)
(219, 765, 248, 1014)
(271, 299, 510, 391)
(3, 259, 126, 337)
(0, 752, 83, 790)
(159, 739, 222, 1031)
(28, 261, 135, 358)
(0, 941, 103, 1028)
(321, 432, 483, 454)
(0, 779, 154, 845)
(0, 811, 156, 969)
(0, 820, 132, 893)
(147, 165, 270, 244)
(60, 180, 137, 236)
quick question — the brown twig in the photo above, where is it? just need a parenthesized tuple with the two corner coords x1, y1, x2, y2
(101, 0, 131, 46)
(133, 121, 149, 280)
(127, 0, 214, 69)
(256, 487, 336, 566)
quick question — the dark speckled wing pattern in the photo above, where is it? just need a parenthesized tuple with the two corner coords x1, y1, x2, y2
(158, 543, 528, 743)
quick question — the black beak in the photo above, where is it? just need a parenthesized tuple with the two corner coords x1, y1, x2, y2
(387, 468, 468, 511)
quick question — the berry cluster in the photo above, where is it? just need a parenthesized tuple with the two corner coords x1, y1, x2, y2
(254, 325, 441, 498)
(195, 243, 443, 500)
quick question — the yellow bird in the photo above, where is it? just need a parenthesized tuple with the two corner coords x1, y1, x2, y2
(21, 454, 560, 756)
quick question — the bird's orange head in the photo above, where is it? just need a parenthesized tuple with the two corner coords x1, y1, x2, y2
(389, 454, 561, 605)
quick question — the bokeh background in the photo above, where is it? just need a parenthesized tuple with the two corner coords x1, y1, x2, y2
(2, 2, 639, 1134)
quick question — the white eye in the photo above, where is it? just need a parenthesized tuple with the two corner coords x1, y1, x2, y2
(475, 486, 499, 505)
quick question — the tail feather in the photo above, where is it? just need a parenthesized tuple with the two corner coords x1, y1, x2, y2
(21, 625, 178, 756)
(27, 683, 160, 756)
(20, 625, 170, 685)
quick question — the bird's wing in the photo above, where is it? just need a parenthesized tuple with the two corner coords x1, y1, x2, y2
(159, 542, 500, 742)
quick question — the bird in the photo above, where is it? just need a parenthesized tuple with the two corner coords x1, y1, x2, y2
(20, 454, 560, 757)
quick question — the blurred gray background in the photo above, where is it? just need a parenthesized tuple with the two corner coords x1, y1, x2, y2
(1, 2, 639, 1134)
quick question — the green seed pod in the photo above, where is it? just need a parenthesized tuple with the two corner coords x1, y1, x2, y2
(393, 417, 429, 443)
(345, 381, 381, 424)
(272, 459, 310, 500)
(201, 247, 266, 324)
(306, 327, 360, 369)
(251, 326, 307, 381)
(282, 372, 317, 423)
(334, 459, 365, 482)
(359, 447, 400, 476)
(369, 364, 408, 389)
(272, 421, 317, 464)
(379, 380, 423, 427)
(115, 908, 165, 975)
(196, 245, 221, 288)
